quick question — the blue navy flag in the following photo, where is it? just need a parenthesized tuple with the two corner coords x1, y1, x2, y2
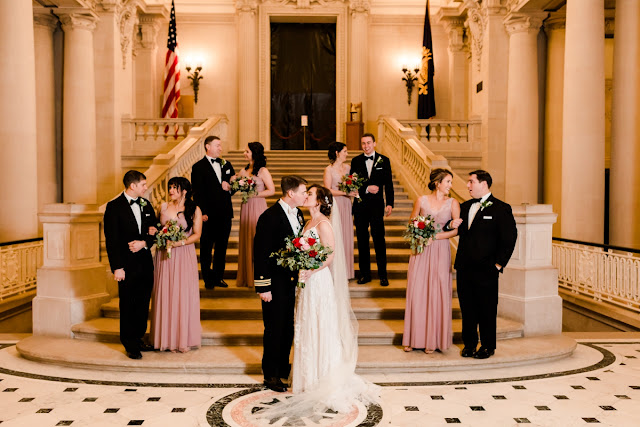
(418, 0, 436, 119)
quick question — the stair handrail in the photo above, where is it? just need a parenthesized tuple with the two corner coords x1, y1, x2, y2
(377, 116, 470, 203)
(99, 114, 229, 215)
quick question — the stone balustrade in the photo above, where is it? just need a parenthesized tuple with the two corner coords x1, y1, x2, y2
(0, 239, 42, 301)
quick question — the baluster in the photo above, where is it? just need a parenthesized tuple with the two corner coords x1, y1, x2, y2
(459, 123, 468, 143)
(449, 123, 459, 143)
(428, 123, 438, 144)
(135, 121, 145, 142)
(439, 124, 449, 143)
(419, 124, 428, 144)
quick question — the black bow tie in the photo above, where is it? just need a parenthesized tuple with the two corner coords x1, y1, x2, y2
(365, 155, 374, 161)
(471, 198, 481, 204)
(129, 198, 141, 206)
(210, 158, 222, 164)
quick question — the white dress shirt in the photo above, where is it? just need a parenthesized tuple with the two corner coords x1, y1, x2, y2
(278, 199, 301, 234)
(365, 151, 376, 177)
(205, 155, 222, 183)
(123, 192, 142, 234)
(468, 192, 491, 229)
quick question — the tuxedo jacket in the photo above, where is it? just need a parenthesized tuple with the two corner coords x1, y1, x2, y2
(191, 156, 236, 221)
(454, 194, 517, 273)
(103, 193, 157, 275)
(253, 203, 305, 294)
(350, 152, 394, 215)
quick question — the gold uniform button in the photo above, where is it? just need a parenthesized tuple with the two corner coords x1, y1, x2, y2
(260, 276, 264, 279)
(291, 277, 294, 281)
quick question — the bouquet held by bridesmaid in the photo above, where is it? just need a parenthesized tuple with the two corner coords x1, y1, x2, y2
(154, 219, 187, 258)
(404, 215, 440, 254)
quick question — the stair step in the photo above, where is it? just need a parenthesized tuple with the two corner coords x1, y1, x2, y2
(209, 262, 411, 280)
(196, 248, 412, 264)
(101, 295, 454, 320)
(203, 235, 421, 249)
(71, 317, 522, 346)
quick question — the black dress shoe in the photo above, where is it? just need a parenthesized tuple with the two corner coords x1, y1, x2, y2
(263, 377, 287, 393)
(473, 347, 495, 359)
(380, 278, 389, 287)
(204, 282, 215, 290)
(139, 343, 154, 352)
(461, 347, 476, 358)
(216, 280, 229, 288)
(357, 276, 371, 285)
(126, 351, 142, 360)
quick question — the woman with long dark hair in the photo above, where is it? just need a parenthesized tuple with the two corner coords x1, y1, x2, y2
(323, 141, 356, 280)
(149, 176, 203, 352)
(234, 142, 275, 287)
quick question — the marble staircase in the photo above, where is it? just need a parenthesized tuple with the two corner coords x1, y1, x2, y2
(18, 150, 577, 373)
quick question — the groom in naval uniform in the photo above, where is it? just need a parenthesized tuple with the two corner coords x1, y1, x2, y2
(103, 170, 158, 360)
(253, 175, 307, 392)
(191, 135, 236, 289)
(350, 133, 394, 287)
(447, 170, 517, 359)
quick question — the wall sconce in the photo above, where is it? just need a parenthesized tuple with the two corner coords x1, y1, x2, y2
(402, 65, 420, 105)
(186, 63, 203, 104)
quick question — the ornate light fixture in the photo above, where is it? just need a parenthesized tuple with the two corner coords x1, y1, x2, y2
(186, 63, 203, 104)
(402, 65, 420, 105)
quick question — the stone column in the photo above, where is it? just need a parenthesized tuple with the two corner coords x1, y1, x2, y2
(560, 0, 605, 243)
(33, 204, 109, 337)
(609, 0, 640, 248)
(135, 15, 161, 118)
(498, 205, 562, 336)
(0, 0, 38, 242)
(60, 14, 98, 204)
(504, 13, 545, 205)
(441, 18, 467, 119)
(34, 13, 59, 235)
(543, 15, 566, 237)
(236, 1, 259, 148)
(349, 1, 369, 122)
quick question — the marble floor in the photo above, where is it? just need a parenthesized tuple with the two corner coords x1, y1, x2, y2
(0, 333, 639, 426)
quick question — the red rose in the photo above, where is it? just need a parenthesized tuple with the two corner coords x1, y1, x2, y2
(346, 180, 352, 185)
(417, 222, 426, 229)
(247, 179, 253, 184)
(309, 250, 318, 257)
(293, 238, 302, 248)
(307, 237, 316, 245)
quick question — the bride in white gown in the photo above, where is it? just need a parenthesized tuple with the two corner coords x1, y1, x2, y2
(258, 184, 379, 420)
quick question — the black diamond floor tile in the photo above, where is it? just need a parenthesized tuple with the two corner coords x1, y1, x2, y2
(572, 385, 585, 390)
(512, 385, 526, 390)
(82, 398, 97, 402)
(104, 408, 119, 414)
(171, 408, 186, 413)
(615, 395, 630, 399)
(554, 395, 569, 400)
(599, 406, 616, 411)
(445, 418, 461, 423)
(36, 409, 53, 414)
(582, 418, 600, 423)
(3, 388, 17, 392)
(404, 406, 419, 411)
(587, 377, 600, 381)
(147, 397, 161, 402)
(514, 418, 530, 424)
(19, 398, 34, 402)
(127, 421, 144, 426)
(493, 395, 507, 400)
(56, 421, 73, 426)
(535, 406, 551, 411)
(431, 395, 444, 400)
(470, 406, 485, 411)
(63, 388, 77, 392)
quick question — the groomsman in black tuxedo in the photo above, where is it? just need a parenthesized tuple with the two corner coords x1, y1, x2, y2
(254, 175, 307, 392)
(447, 170, 517, 359)
(350, 133, 394, 287)
(103, 170, 158, 360)
(191, 135, 236, 289)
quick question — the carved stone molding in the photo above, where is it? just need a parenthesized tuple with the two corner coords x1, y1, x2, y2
(545, 14, 565, 31)
(118, 0, 137, 69)
(441, 18, 466, 52)
(605, 18, 614, 36)
(136, 15, 160, 51)
(236, 0, 258, 15)
(33, 13, 59, 31)
(349, 0, 370, 15)
(464, 1, 485, 72)
(60, 13, 98, 33)
(504, 13, 545, 36)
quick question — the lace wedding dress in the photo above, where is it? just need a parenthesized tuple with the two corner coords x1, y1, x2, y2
(258, 214, 379, 420)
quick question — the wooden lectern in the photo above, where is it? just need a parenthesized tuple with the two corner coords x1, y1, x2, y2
(346, 121, 363, 150)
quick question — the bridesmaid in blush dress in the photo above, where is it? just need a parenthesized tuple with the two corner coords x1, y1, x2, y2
(235, 142, 275, 287)
(402, 168, 461, 353)
(150, 177, 203, 352)
(324, 142, 357, 280)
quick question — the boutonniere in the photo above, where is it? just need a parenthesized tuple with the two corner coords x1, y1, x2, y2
(220, 158, 227, 167)
(480, 200, 493, 211)
(139, 198, 148, 208)
(374, 157, 383, 167)
(298, 214, 304, 225)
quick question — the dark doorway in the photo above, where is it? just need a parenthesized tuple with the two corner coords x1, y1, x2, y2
(270, 23, 336, 150)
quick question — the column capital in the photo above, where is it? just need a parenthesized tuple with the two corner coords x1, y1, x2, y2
(136, 15, 161, 50)
(545, 13, 566, 31)
(34, 13, 58, 31)
(235, 0, 258, 15)
(349, 0, 371, 16)
(504, 12, 546, 36)
(605, 18, 615, 36)
(59, 13, 98, 32)
(442, 18, 466, 52)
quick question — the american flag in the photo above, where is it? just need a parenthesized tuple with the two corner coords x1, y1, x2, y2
(162, 0, 180, 132)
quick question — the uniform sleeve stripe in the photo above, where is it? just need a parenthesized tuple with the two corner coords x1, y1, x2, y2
(254, 279, 271, 287)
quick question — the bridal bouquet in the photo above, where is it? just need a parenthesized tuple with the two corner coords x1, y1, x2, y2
(403, 215, 440, 254)
(338, 172, 366, 202)
(154, 219, 187, 258)
(270, 231, 333, 288)
(231, 176, 258, 204)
